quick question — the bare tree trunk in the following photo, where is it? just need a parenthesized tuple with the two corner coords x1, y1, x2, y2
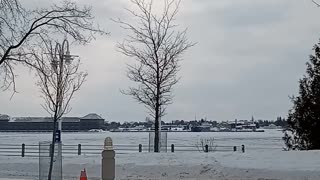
(48, 52, 63, 180)
(154, 52, 160, 153)
(48, 114, 58, 180)
(154, 107, 160, 152)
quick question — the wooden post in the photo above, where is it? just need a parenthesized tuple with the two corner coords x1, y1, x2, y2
(21, 143, 25, 157)
(139, 144, 142, 152)
(205, 144, 209, 153)
(78, 144, 81, 155)
(233, 146, 237, 152)
(171, 144, 174, 153)
(242, 145, 245, 153)
(102, 137, 115, 180)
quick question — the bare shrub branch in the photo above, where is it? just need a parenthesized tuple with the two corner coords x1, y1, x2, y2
(196, 137, 217, 152)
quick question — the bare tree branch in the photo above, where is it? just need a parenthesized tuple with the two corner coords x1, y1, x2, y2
(0, 0, 108, 92)
(312, 0, 320, 7)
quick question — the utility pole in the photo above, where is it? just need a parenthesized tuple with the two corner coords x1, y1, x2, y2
(235, 119, 237, 132)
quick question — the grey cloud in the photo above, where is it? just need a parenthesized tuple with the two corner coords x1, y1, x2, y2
(1, 0, 320, 122)
(214, 1, 289, 28)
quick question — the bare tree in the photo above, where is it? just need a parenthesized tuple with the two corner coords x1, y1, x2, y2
(115, 0, 194, 152)
(35, 39, 87, 180)
(0, 0, 107, 93)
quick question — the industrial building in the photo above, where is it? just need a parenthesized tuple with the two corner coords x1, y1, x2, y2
(0, 113, 105, 132)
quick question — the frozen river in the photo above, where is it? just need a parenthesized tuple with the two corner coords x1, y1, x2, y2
(1, 130, 319, 180)
(0, 129, 284, 150)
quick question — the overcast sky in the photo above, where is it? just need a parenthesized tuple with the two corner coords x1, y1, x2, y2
(1, 0, 320, 122)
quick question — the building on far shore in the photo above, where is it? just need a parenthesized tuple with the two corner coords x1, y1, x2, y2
(0, 113, 105, 132)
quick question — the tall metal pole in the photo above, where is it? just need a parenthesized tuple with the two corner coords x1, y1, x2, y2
(58, 40, 72, 134)
(47, 39, 73, 180)
(235, 119, 237, 132)
(58, 44, 64, 134)
(54, 39, 72, 139)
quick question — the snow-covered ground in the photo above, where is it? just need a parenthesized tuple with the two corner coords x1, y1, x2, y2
(0, 130, 319, 179)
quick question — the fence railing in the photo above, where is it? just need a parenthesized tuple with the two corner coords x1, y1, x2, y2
(0, 143, 245, 157)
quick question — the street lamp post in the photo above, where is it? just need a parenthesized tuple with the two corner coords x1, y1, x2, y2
(51, 39, 77, 141)
(45, 39, 81, 180)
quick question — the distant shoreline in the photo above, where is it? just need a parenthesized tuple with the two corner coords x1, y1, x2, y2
(0, 130, 269, 133)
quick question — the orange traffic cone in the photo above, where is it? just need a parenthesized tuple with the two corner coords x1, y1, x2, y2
(80, 168, 88, 180)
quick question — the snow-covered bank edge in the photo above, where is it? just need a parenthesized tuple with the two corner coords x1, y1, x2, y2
(1, 151, 320, 179)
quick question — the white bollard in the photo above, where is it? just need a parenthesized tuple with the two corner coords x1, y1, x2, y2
(102, 137, 115, 180)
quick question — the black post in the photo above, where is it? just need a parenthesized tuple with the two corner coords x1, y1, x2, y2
(205, 144, 209, 153)
(233, 146, 237, 152)
(242, 145, 245, 153)
(49, 144, 53, 157)
(139, 144, 142, 152)
(21, 143, 25, 157)
(78, 144, 81, 155)
(171, 144, 174, 153)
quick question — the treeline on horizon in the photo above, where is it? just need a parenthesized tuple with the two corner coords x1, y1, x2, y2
(104, 116, 287, 130)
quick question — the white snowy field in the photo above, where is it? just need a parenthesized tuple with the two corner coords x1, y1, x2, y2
(0, 130, 319, 179)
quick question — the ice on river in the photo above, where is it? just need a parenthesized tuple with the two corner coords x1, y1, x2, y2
(0, 129, 319, 180)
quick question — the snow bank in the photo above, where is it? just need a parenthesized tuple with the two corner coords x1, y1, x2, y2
(214, 150, 320, 171)
(1, 151, 320, 180)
